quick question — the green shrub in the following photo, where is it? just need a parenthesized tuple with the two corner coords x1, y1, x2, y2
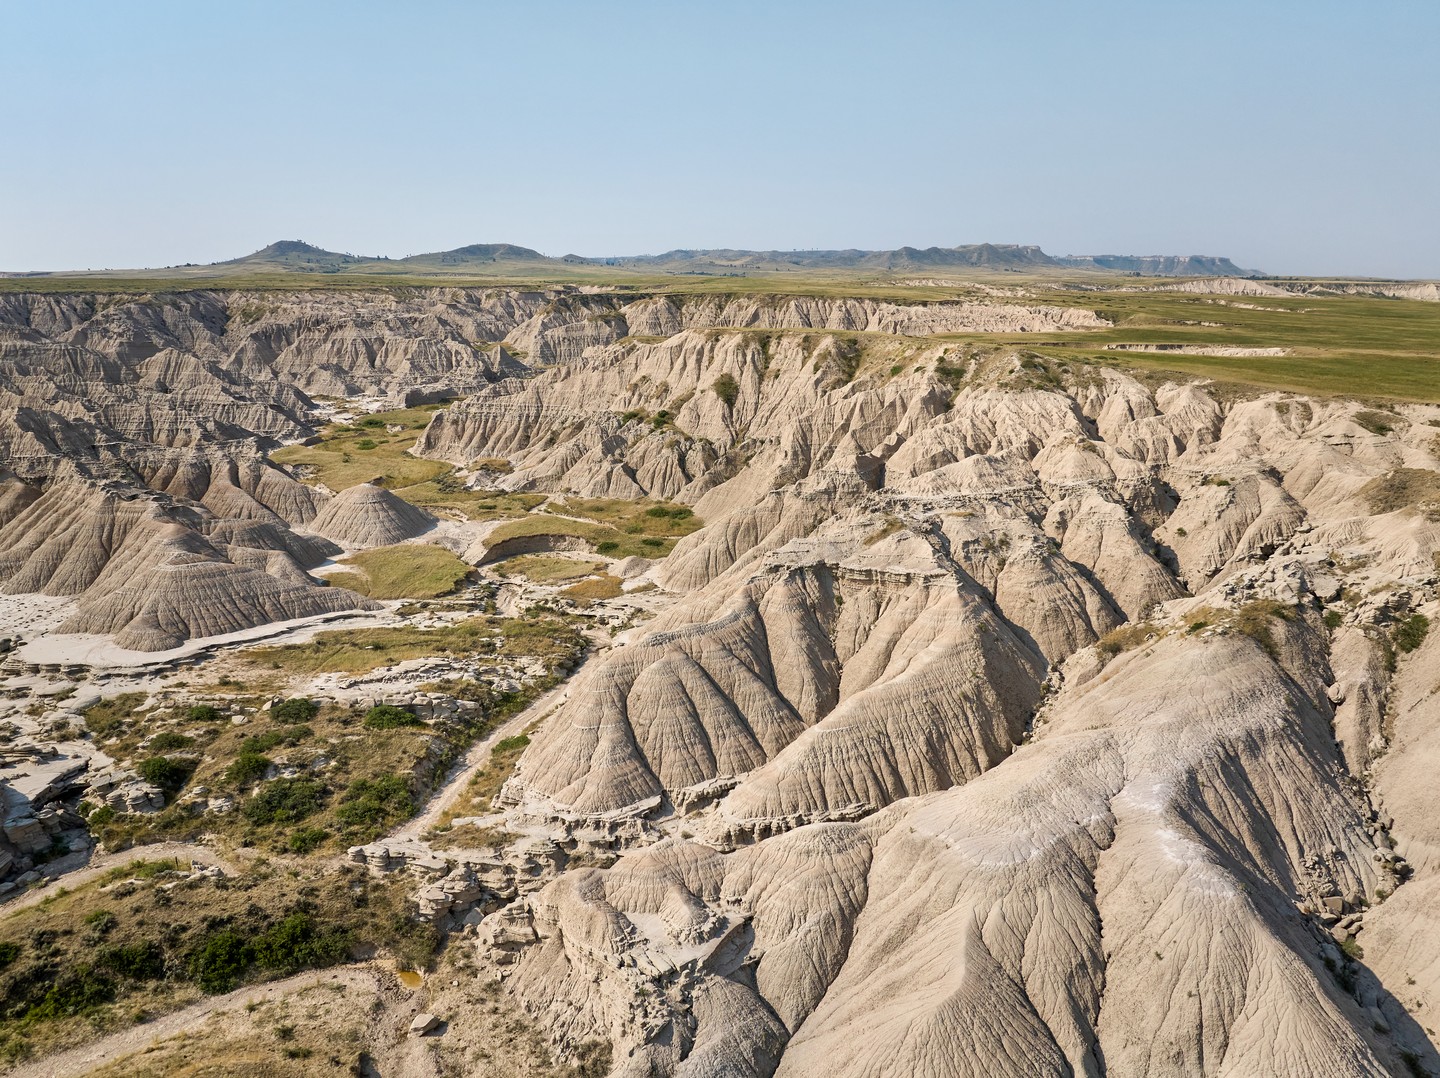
(596, 541, 619, 554)
(335, 775, 413, 834)
(187, 704, 223, 723)
(272, 698, 319, 723)
(0, 942, 18, 968)
(1324, 609, 1344, 630)
(99, 940, 165, 981)
(251, 913, 349, 973)
(23, 968, 115, 1020)
(287, 827, 329, 854)
(493, 735, 531, 753)
(189, 929, 251, 993)
(148, 732, 194, 752)
(1394, 613, 1430, 653)
(241, 778, 327, 826)
(188, 913, 352, 995)
(240, 726, 311, 754)
(226, 752, 271, 787)
(137, 756, 195, 797)
(83, 910, 117, 941)
(87, 806, 115, 827)
(362, 705, 421, 730)
(712, 372, 740, 409)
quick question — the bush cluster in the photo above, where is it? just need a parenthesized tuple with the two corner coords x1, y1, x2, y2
(241, 778, 327, 826)
(335, 775, 413, 835)
(362, 705, 421, 730)
(188, 913, 350, 994)
(271, 698, 319, 723)
(136, 756, 195, 798)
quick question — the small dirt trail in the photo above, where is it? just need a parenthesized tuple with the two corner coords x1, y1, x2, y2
(394, 648, 597, 840)
(9, 967, 380, 1078)
(1, 843, 238, 916)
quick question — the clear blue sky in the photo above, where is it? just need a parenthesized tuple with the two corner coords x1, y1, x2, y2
(3, 0, 1437, 277)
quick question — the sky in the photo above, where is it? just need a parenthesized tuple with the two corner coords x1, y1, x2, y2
(2, 0, 1438, 277)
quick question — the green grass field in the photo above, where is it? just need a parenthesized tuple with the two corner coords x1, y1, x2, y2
(484, 497, 701, 559)
(326, 543, 472, 600)
(272, 404, 450, 490)
(932, 290, 1440, 401)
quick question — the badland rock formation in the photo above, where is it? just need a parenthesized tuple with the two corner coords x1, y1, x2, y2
(1, 281, 1438, 1078)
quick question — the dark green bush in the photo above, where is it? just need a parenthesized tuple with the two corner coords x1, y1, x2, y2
(23, 968, 116, 1021)
(712, 373, 740, 409)
(149, 732, 195, 753)
(362, 705, 421, 730)
(241, 778, 327, 826)
(0, 942, 18, 968)
(251, 913, 349, 973)
(287, 827, 329, 854)
(240, 725, 311, 754)
(187, 913, 351, 994)
(335, 775, 413, 833)
(187, 705, 223, 723)
(272, 698, 319, 723)
(1394, 613, 1430, 653)
(137, 756, 195, 797)
(98, 941, 164, 981)
(226, 752, 271, 788)
(188, 929, 250, 993)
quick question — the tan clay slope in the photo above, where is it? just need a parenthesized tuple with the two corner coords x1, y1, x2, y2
(504, 622, 1412, 1077)
(0, 471, 376, 650)
(781, 624, 1376, 1078)
(422, 331, 1440, 1074)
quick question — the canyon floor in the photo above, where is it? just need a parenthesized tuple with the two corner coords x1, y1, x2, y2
(0, 271, 1437, 1076)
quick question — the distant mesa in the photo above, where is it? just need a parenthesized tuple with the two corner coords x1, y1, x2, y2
(1056, 253, 1252, 276)
(176, 241, 1259, 278)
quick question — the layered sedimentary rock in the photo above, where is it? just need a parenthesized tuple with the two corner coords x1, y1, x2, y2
(420, 321, 1440, 1074)
(0, 473, 376, 650)
(7, 283, 1440, 1073)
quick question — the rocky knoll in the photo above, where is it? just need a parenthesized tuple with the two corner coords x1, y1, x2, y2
(310, 481, 437, 548)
